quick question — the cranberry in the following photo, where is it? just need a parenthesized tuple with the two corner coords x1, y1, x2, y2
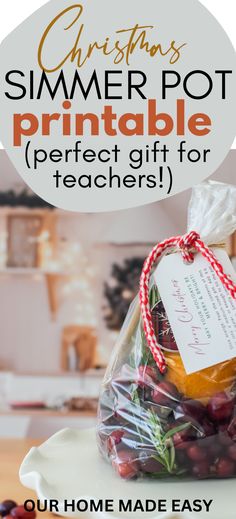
(228, 444, 236, 461)
(136, 365, 158, 389)
(107, 430, 124, 453)
(139, 451, 162, 474)
(216, 457, 235, 477)
(218, 432, 233, 447)
(201, 419, 215, 437)
(172, 430, 191, 450)
(11, 507, 36, 519)
(171, 416, 202, 450)
(0, 502, 17, 517)
(176, 450, 188, 464)
(112, 449, 139, 479)
(209, 442, 222, 458)
(218, 422, 229, 432)
(116, 462, 138, 479)
(187, 445, 207, 462)
(181, 400, 206, 422)
(228, 418, 236, 441)
(151, 381, 179, 406)
(119, 432, 141, 451)
(207, 392, 234, 423)
(192, 461, 209, 479)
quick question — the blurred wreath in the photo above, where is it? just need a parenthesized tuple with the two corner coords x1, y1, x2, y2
(103, 257, 144, 330)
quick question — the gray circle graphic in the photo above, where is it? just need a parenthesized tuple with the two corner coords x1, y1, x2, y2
(0, 0, 236, 212)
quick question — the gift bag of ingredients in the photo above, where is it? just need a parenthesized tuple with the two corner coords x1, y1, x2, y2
(97, 181, 236, 480)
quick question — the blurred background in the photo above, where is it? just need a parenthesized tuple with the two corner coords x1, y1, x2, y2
(0, 149, 235, 439)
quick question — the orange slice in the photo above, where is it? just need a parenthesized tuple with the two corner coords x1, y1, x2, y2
(165, 352, 236, 401)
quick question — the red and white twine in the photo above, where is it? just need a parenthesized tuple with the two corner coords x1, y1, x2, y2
(139, 231, 236, 374)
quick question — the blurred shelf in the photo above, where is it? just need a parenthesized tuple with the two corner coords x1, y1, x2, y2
(1, 369, 106, 378)
(0, 268, 68, 275)
(0, 207, 55, 215)
(95, 241, 156, 247)
(0, 206, 89, 217)
(0, 409, 96, 418)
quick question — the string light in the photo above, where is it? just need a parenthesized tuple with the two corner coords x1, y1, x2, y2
(0, 214, 98, 327)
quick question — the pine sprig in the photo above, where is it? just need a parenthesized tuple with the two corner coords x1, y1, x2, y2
(130, 388, 190, 477)
(147, 410, 190, 475)
(126, 284, 190, 477)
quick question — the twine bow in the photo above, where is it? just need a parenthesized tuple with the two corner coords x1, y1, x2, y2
(139, 231, 236, 374)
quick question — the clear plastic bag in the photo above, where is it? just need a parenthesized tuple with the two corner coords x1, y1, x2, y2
(97, 181, 236, 480)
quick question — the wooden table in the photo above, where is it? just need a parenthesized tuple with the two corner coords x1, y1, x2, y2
(0, 439, 52, 519)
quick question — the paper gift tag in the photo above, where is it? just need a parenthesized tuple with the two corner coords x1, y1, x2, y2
(154, 249, 236, 374)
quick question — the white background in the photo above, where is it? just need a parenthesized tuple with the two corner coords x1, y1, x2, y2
(0, 1, 235, 44)
(0, 0, 235, 148)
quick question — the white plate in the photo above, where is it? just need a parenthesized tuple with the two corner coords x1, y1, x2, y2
(20, 428, 236, 519)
